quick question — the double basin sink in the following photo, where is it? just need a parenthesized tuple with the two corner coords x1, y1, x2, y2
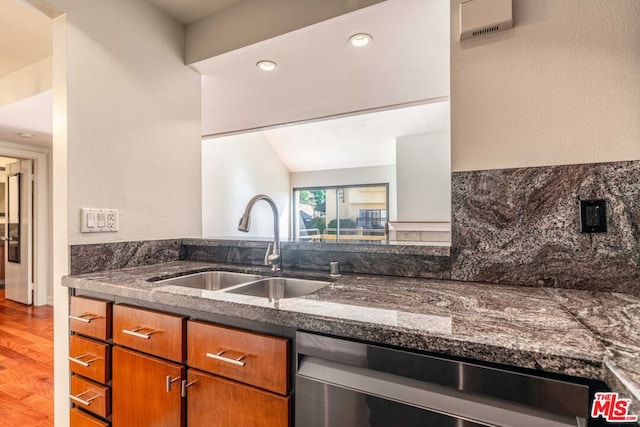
(151, 271, 329, 300)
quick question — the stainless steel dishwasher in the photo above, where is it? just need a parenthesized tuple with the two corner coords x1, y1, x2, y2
(295, 332, 589, 427)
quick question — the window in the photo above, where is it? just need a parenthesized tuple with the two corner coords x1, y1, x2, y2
(293, 184, 388, 244)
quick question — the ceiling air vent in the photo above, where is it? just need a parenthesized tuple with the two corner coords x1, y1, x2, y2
(460, 0, 513, 41)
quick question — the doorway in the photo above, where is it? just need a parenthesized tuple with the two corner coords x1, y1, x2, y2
(0, 144, 49, 306)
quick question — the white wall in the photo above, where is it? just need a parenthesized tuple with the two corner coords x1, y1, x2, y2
(202, 132, 290, 240)
(396, 132, 451, 222)
(51, 0, 202, 244)
(51, 12, 68, 427)
(48, 1, 202, 425)
(451, 0, 640, 172)
(291, 165, 397, 221)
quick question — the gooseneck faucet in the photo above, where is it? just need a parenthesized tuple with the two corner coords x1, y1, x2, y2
(238, 194, 282, 271)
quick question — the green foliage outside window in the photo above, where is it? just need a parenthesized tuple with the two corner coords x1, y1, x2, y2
(299, 190, 326, 213)
(307, 217, 326, 233)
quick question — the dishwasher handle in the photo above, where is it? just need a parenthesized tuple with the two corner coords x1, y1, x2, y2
(297, 356, 583, 427)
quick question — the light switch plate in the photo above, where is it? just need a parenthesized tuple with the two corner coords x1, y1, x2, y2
(80, 208, 119, 233)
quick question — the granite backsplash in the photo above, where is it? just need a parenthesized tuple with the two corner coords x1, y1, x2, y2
(69, 160, 640, 295)
(451, 160, 640, 294)
(179, 239, 453, 279)
(69, 239, 182, 275)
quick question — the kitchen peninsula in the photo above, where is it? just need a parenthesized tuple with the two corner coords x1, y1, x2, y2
(63, 239, 640, 425)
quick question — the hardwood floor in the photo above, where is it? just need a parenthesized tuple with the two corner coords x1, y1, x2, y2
(0, 288, 54, 426)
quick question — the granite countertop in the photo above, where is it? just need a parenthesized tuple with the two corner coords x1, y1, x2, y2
(62, 260, 640, 414)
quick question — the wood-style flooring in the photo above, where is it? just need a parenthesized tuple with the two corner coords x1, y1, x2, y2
(0, 288, 54, 426)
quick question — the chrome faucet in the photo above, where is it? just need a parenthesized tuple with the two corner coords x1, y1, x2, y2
(238, 194, 282, 271)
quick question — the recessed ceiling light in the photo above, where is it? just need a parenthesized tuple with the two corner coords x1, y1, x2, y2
(18, 133, 33, 138)
(256, 60, 278, 72)
(348, 33, 372, 48)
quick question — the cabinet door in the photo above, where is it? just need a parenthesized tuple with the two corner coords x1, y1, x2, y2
(69, 408, 109, 427)
(70, 375, 111, 418)
(69, 296, 112, 340)
(112, 346, 185, 427)
(113, 304, 186, 362)
(69, 335, 110, 384)
(187, 321, 289, 395)
(186, 369, 290, 427)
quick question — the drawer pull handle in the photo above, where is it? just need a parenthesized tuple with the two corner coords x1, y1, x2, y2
(70, 390, 100, 406)
(166, 375, 181, 393)
(181, 379, 197, 397)
(122, 327, 158, 339)
(68, 353, 99, 367)
(206, 350, 246, 367)
(69, 313, 98, 323)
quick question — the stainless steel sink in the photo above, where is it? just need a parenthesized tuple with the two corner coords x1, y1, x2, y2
(153, 271, 262, 290)
(224, 277, 329, 299)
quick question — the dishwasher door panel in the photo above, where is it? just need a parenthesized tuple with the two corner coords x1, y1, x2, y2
(296, 375, 485, 427)
(295, 332, 588, 427)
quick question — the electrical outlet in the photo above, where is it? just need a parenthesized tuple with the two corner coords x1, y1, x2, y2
(580, 200, 606, 233)
(81, 208, 119, 233)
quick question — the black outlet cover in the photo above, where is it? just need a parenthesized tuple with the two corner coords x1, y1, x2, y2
(580, 200, 607, 233)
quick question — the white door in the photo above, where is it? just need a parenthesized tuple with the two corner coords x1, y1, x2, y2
(5, 160, 33, 305)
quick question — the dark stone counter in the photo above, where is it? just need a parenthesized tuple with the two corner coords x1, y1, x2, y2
(62, 260, 639, 415)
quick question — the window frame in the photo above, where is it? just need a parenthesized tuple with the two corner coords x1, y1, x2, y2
(292, 182, 390, 244)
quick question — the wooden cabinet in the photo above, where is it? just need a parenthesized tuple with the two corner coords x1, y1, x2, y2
(70, 296, 113, 341)
(112, 346, 185, 427)
(69, 335, 110, 384)
(69, 296, 113, 427)
(70, 296, 292, 426)
(186, 320, 290, 426)
(186, 369, 290, 427)
(112, 305, 187, 427)
(188, 320, 289, 395)
(70, 408, 109, 427)
(113, 304, 186, 362)
(70, 375, 111, 418)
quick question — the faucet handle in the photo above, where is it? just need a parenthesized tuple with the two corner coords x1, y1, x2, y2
(264, 244, 281, 271)
(264, 244, 273, 266)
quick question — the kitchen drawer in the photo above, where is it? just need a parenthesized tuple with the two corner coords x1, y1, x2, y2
(70, 407, 109, 427)
(69, 296, 112, 341)
(69, 335, 110, 384)
(187, 321, 289, 395)
(70, 374, 111, 418)
(187, 368, 290, 427)
(113, 304, 186, 362)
